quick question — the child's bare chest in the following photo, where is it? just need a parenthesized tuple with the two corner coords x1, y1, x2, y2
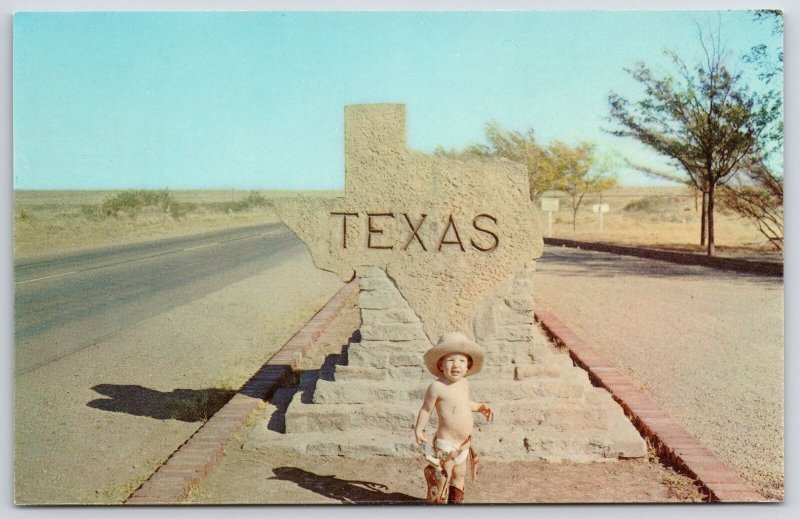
(437, 382, 470, 408)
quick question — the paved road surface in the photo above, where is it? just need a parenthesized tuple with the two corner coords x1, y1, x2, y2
(535, 245, 784, 499)
(14, 224, 345, 504)
(14, 223, 299, 374)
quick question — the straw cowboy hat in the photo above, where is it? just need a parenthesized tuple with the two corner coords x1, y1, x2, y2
(423, 332, 485, 377)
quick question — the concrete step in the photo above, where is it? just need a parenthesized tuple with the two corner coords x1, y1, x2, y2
(345, 338, 570, 369)
(473, 425, 646, 461)
(245, 422, 644, 461)
(359, 323, 429, 342)
(284, 399, 429, 433)
(360, 306, 422, 326)
(331, 358, 575, 383)
(245, 425, 422, 458)
(310, 375, 590, 405)
(347, 348, 534, 368)
(358, 288, 411, 310)
(346, 342, 428, 369)
(332, 362, 520, 382)
(285, 390, 621, 434)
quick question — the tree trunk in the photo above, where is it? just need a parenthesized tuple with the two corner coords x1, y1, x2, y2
(700, 190, 708, 247)
(572, 205, 578, 231)
(707, 184, 716, 256)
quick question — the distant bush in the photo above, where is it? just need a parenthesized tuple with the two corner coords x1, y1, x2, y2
(209, 191, 273, 213)
(80, 204, 102, 220)
(623, 196, 682, 213)
(100, 190, 189, 218)
(17, 209, 30, 220)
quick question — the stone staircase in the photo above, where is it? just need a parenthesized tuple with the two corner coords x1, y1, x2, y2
(245, 266, 646, 462)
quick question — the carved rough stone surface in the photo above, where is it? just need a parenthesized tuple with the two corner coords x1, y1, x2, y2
(274, 104, 544, 341)
(249, 267, 647, 461)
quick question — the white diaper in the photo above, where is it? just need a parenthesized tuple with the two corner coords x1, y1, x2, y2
(434, 438, 470, 465)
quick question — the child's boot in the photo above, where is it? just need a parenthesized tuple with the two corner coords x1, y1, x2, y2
(424, 465, 447, 504)
(448, 486, 464, 504)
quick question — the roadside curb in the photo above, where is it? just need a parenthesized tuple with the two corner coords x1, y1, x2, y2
(534, 304, 768, 503)
(124, 279, 359, 505)
(543, 237, 782, 277)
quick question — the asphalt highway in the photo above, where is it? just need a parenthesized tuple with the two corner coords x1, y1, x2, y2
(14, 223, 303, 375)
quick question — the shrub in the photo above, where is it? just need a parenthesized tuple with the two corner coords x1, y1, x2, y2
(210, 191, 273, 213)
(100, 189, 188, 218)
(623, 196, 681, 213)
(80, 204, 102, 220)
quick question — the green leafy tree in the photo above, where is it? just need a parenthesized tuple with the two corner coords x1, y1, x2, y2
(436, 124, 617, 228)
(435, 122, 554, 199)
(545, 141, 617, 230)
(608, 29, 780, 256)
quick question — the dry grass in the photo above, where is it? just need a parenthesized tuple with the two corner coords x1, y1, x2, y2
(161, 388, 238, 423)
(661, 470, 707, 502)
(643, 438, 707, 502)
(13, 189, 342, 261)
(542, 186, 780, 256)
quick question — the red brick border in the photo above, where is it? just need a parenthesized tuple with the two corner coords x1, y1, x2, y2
(125, 279, 359, 505)
(534, 304, 768, 503)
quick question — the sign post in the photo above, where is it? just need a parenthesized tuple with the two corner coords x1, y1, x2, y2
(591, 203, 610, 231)
(540, 197, 559, 237)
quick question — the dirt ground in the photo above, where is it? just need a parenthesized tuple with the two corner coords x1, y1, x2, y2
(535, 246, 784, 500)
(186, 449, 701, 504)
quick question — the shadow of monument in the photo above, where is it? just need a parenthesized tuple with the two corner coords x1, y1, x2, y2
(271, 466, 422, 504)
(86, 384, 236, 422)
(266, 329, 359, 433)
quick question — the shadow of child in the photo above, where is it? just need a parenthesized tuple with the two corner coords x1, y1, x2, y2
(271, 466, 422, 504)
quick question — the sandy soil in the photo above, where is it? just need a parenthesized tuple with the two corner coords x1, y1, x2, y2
(13, 246, 343, 504)
(535, 246, 784, 500)
(186, 450, 698, 504)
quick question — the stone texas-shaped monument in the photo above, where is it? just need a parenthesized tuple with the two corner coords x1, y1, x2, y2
(273, 103, 544, 341)
(253, 104, 646, 462)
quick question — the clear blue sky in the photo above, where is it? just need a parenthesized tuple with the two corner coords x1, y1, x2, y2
(13, 10, 782, 190)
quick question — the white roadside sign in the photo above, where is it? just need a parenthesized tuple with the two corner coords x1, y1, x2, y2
(540, 197, 559, 238)
(541, 198, 559, 212)
(592, 203, 610, 213)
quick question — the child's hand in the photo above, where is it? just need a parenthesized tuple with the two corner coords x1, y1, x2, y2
(477, 404, 493, 422)
(415, 430, 427, 445)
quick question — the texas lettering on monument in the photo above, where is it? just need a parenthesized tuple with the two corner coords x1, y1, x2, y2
(273, 104, 544, 340)
(330, 212, 499, 252)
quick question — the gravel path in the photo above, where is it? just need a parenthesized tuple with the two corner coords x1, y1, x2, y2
(534, 245, 784, 499)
